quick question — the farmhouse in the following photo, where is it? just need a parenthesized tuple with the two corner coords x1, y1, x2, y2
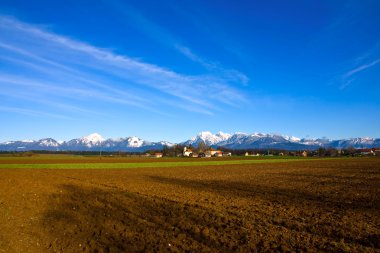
(214, 152, 223, 157)
(184, 147, 225, 158)
(210, 148, 223, 157)
(183, 147, 193, 157)
(153, 152, 163, 158)
(201, 152, 212, 158)
(204, 151, 212, 157)
(245, 152, 260, 156)
(358, 148, 375, 156)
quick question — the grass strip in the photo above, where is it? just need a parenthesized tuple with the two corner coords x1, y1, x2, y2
(0, 158, 336, 169)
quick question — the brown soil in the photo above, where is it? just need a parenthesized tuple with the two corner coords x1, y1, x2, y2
(0, 158, 379, 252)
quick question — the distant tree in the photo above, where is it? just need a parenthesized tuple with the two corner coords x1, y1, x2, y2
(326, 147, 338, 157)
(318, 147, 326, 157)
(173, 144, 185, 157)
(197, 140, 209, 153)
(162, 145, 169, 156)
(346, 146, 356, 156)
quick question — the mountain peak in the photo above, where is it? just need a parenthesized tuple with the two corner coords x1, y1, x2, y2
(216, 131, 232, 139)
(81, 133, 104, 144)
(187, 131, 231, 146)
(198, 131, 214, 137)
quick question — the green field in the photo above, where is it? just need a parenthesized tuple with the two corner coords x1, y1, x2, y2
(0, 157, 337, 169)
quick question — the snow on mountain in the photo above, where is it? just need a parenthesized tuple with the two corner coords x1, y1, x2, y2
(216, 131, 232, 140)
(284, 136, 301, 142)
(182, 131, 380, 150)
(184, 131, 232, 146)
(329, 137, 378, 149)
(38, 138, 60, 147)
(159, 141, 175, 147)
(80, 133, 104, 146)
(126, 137, 144, 147)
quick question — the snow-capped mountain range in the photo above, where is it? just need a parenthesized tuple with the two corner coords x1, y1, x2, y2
(0, 132, 379, 152)
(183, 131, 379, 150)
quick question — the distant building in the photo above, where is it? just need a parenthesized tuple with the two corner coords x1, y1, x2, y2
(214, 152, 223, 157)
(302, 151, 308, 157)
(358, 148, 375, 156)
(153, 152, 163, 158)
(183, 147, 193, 157)
(245, 152, 260, 156)
(204, 151, 212, 157)
(210, 148, 223, 157)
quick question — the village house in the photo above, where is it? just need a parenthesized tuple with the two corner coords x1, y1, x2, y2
(202, 151, 212, 158)
(358, 148, 376, 156)
(153, 152, 163, 158)
(245, 152, 260, 156)
(209, 148, 223, 157)
(214, 151, 223, 157)
(183, 147, 193, 157)
(302, 151, 308, 157)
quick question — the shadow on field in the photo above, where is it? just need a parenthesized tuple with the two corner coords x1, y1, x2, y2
(148, 176, 380, 249)
(148, 175, 379, 211)
(41, 184, 258, 252)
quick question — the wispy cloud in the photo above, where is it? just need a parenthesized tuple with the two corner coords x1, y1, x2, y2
(166, 2, 248, 62)
(102, 2, 249, 85)
(175, 44, 249, 86)
(0, 15, 246, 117)
(343, 59, 380, 78)
(332, 41, 380, 89)
(338, 58, 380, 89)
(0, 105, 72, 119)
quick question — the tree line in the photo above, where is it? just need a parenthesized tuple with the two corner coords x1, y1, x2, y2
(0, 144, 377, 157)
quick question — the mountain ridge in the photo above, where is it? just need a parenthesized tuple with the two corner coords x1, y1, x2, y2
(1, 132, 379, 152)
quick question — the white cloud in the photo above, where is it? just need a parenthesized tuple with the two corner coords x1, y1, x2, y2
(0, 16, 247, 116)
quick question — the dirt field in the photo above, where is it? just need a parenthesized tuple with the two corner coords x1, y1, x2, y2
(0, 157, 379, 252)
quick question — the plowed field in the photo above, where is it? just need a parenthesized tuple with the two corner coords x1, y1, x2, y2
(0, 157, 379, 252)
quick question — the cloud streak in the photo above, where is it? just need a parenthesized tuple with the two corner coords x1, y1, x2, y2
(343, 59, 380, 78)
(0, 105, 72, 119)
(102, 2, 249, 85)
(175, 44, 249, 85)
(334, 41, 380, 90)
(0, 15, 247, 118)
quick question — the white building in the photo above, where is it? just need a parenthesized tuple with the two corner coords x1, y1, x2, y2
(183, 147, 193, 157)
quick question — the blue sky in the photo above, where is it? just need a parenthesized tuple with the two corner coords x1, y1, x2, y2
(0, 0, 379, 142)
